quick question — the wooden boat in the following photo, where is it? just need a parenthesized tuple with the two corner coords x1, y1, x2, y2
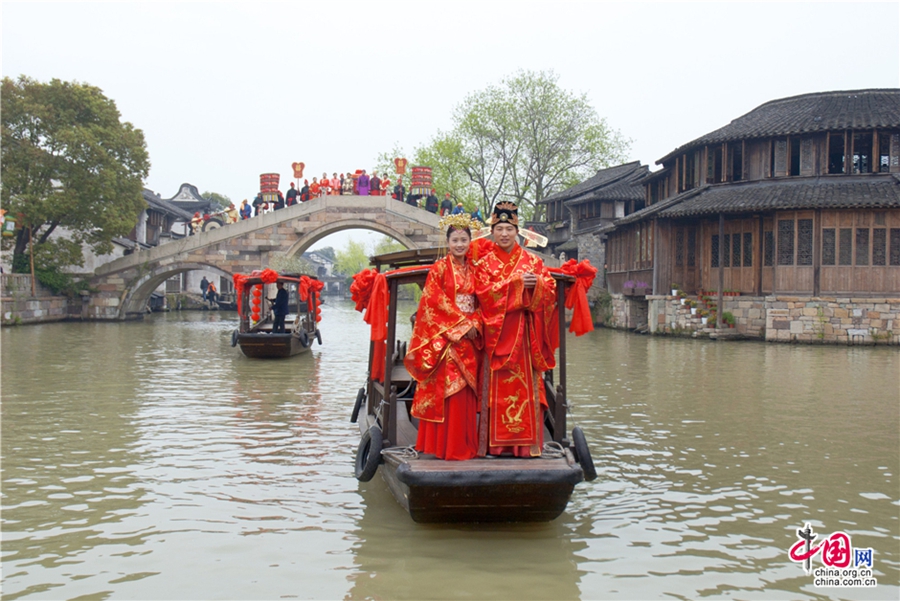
(349, 248, 597, 523)
(230, 271, 323, 358)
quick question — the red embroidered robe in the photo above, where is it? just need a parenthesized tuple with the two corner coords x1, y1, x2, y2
(472, 239, 557, 456)
(404, 255, 481, 423)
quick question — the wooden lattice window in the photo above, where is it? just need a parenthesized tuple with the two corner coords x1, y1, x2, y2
(675, 228, 684, 267)
(856, 228, 869, 266)
(839, 228, 853, 265)
(732, 233, 741, 267)
(764, 231, 774, 266)
(890, 229, 900, 265)
(724, 234, 731, 267)
(711, 234, 720, 268)
(873, 228, 886, 266)
(778, 220, 794, 265)
(822, 228, 836, 265)
(687, 228, 696, 267)
(743, 232, 753, 267)
(798, 219, 813, 266)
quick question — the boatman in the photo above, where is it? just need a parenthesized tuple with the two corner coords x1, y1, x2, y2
(471, 201, 557, 458)
(270, 282, 289, 333)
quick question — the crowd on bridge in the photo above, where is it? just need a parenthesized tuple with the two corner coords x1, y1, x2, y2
(188, 170, 484, 235)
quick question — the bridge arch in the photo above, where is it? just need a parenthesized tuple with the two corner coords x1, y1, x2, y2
(284, 218, 418, 258)
(122, 261, 232, 317)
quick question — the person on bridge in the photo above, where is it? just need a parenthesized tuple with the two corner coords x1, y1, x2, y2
(393, 178, 405, 202)
(225, 203, 240, 223)
(286, 183, 298, 206)
(252, 193, 264, 216)
(357, 170, 370, 196)
(342, 174, 354, 195)
(240, 199, 252, 219)
(310, 177, 321, 198)
(370, 172, 381, 196)
(440, 193, 453, 216)
(425, 190, 439, 213)
(404, 213, 482, 461)
(330, 173, 341, 195)
(380, 175, 391, 196)
(300, 180, 310, 202)
(191, 212, 203, 235)
(320, 172, 331, 196)
(269, 282, 289, 333)
(274, 191, 285, 211)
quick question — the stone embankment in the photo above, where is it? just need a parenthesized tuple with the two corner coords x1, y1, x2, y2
(607, 293, 899, 345)
(1, 274, 71, 325)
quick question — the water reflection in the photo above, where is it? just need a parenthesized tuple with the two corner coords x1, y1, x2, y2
(1, 305, 897, 600)
(347, 478, 585, 601)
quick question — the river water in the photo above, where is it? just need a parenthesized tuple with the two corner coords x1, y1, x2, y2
(1, 300, 898, 600)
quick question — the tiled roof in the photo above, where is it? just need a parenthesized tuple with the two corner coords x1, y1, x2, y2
(596, 187, 703, 233)
(538, 161, 648, 205)
(658, 175, 900, 218)
(143, 189, 195, 220)
(658, 89, 900, 164)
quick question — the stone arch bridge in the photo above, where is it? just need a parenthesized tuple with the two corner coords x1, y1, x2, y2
(89, 195, 442, 320)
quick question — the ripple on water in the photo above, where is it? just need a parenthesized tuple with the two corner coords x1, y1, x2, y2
(2, 307, 898, 600)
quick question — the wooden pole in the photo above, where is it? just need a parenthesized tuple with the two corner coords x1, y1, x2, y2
(717, 213, 724, 329)
(28, 225, 36, 297)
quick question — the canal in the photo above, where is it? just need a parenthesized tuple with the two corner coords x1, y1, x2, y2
(2, 300, 898, 600)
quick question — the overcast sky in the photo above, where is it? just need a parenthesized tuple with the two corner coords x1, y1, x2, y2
(4, 1, 899, 251)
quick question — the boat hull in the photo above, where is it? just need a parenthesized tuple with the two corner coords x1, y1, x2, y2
(380, 453, 583, 523)
(236, 332, 308, 358)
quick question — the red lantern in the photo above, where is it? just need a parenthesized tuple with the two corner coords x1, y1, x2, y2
(292, 162, 305, 179)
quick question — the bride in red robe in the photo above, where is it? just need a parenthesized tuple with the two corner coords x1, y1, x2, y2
(404, 214, 483, 460)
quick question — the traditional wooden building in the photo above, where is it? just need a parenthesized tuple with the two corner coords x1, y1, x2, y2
(604, 89, 900, 299)
(532, 161, 648, 285)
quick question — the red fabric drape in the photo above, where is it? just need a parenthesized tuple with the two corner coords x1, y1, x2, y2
(351, 269, 389, 380)
(547, 259, 597, 336)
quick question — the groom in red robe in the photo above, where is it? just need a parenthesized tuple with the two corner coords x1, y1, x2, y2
(472, 202, 557, 457)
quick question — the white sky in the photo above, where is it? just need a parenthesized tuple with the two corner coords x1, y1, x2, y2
(4, 1, 899, 252)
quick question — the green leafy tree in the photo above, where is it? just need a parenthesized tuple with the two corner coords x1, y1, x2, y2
(413, 133, 482, 211)
(311, 246, 336, 262)
(333, 239, 370, 278)
(202, 191, 231, 212)
(373, 236, 406, 255)
(268, 252, 313, 275)
(504, 70, 629, 219)
(409, 70, 629, 221)
(1, 76, 150, 269)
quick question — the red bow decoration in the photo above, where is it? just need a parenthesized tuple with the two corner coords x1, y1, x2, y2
(548, 259, 597, 336)
(259, 268, 279, 284)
